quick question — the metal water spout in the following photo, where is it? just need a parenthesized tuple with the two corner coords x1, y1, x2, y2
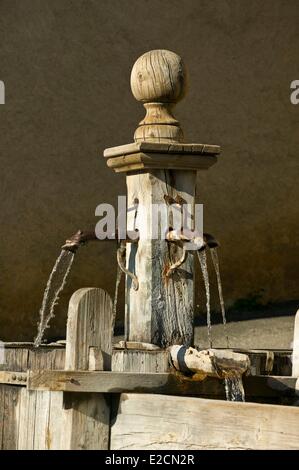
(204, 233, 219, 249)
(61, 229, 139, 252)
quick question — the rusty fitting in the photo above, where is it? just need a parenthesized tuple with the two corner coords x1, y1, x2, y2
(165, 229, 206, 276)
(166, 229, 206, 251)
(62, 230, 98, 253)
(62, 229, 140, 252)
(203, 233, 219, 249)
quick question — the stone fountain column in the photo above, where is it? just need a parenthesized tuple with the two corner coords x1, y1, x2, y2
(104, 50, 220, 356)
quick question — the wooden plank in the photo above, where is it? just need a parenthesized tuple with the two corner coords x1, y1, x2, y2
(0, 384, 24, 450)
(29, 370, 191, 394)
(0, 385, 20, 449)
(0, 346, 65, 372)
(17, 389, 37, 449)
(1, 345, 292, 376)
(63, 287, 113, 450)
(111, 393, 299, 450)
(27, 370, 298, 398)
(65, 288, 112, 371)
(112, 349, 170, 373)
(17, 388, 64, 450)
(2, 342, 63, 348)
(46, 392, 64, 449)
(32, 391, 52, 450)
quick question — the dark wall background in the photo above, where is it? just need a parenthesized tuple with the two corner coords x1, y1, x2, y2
(0, 0, 298, 340)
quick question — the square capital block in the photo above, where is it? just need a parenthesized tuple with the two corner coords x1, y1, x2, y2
(103, 141, 220, 173)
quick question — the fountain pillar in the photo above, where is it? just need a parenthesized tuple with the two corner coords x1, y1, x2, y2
(104, 50, 220, 350)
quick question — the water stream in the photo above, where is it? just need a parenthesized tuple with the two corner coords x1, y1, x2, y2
(210, 247, 229, 348)
(197, 250, 212, 348)
(224, 373, 245, 402)
(34, 249, 74, 347)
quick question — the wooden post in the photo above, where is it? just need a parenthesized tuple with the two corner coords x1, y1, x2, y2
(104, 50, 220, 351)
(63, 287, 113, 449)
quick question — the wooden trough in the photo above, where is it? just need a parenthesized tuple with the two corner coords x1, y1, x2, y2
(0, 50, 298, 450)
(0, 287, 298, 450)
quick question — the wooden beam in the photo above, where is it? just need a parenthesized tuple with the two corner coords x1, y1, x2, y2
(27, 369, 298, 398)
(110, 394, 299, 450)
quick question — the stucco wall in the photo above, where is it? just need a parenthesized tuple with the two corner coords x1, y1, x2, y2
(0, 0, 298, 340)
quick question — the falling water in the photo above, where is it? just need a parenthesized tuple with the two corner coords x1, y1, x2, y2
(210, 247, 229, 348)
(34, 250, 74, 347)
(197, 251, 212, 348)
(224, 373, 245, 402)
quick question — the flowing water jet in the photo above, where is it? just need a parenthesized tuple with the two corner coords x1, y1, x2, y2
(210, 247, 230, 348)
(34, 229, 138, 346)
(224, 373, 245, 402)
(34, 249, 74, 347)
(198, 250, 212, 348)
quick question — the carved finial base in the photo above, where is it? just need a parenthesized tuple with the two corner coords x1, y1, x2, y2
(130, 50, 187, 143)
(134, 103, 184, 143)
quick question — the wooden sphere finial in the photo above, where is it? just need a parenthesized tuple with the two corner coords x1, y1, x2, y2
(130, 50, 188, 143)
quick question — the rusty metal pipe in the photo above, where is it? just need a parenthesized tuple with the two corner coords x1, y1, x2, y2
(165, 246, 188, 277)
(62, 229, 139, 253)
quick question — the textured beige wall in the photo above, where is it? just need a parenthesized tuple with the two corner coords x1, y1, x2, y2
(0, 0, 298, 340)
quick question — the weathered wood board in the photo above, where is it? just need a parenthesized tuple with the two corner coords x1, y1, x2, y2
(17, 389, 63, 450)
(27, 370, 299, 401)
(0, 385, 20, 450)
(0, 344, 65, 372)
(0, 344, 65, 450)
(111, 393, 299, 450)
(112, 349, 170, 372)
(63, 287, 113, 450)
